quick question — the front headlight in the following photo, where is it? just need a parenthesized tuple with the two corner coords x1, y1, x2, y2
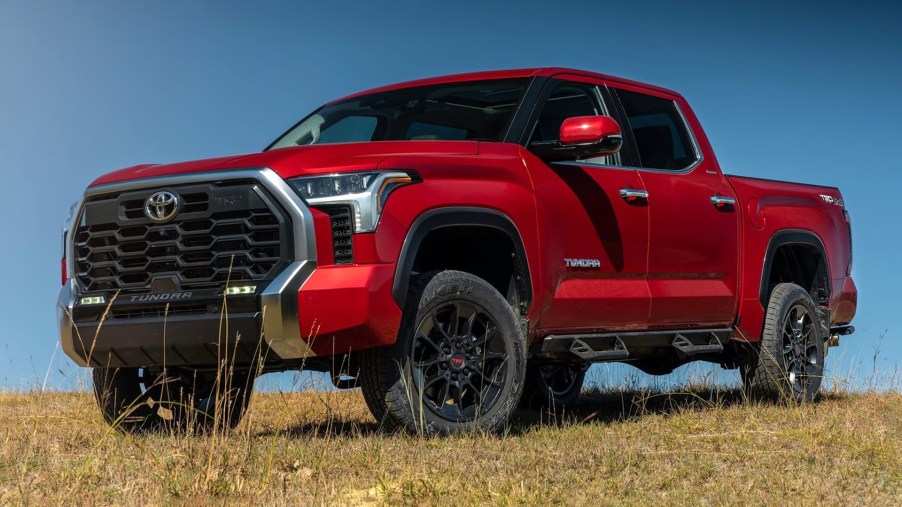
(287, 171, 414, 233)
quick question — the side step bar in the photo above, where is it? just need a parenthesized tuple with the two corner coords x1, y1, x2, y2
(570, 336, 629, 361)
(671, 332, 725, 356)
(539, 328, 732, 363)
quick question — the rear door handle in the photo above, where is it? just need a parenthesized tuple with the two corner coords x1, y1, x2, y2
(710, 195, 736, 209)
(619, 188, 648, 203)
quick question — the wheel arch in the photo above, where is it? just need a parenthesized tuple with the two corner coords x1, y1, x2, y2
(392, 207, 533, 313)
(759, 229, 831, 307)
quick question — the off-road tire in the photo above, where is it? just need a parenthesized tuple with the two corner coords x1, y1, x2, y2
(519, 363, 586, 411)
(359, 271, 436, 431)
(359, 270, 527, 435)
(742, 283, 825, 403)
(93, 367, 255, 433)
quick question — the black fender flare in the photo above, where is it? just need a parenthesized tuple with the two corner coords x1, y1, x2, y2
(392, 207, 533, 310)
(759, 229, 831, 306)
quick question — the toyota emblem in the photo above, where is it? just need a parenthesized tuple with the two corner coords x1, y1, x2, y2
(144, 191, 180, 223)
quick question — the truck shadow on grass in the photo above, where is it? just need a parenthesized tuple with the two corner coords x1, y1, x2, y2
(509, 387, 842, 434)
(512, 387, 744, 431)
(258, 387, 840, 439)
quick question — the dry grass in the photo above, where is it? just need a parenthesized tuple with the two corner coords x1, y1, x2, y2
(0, 386, 900, 505)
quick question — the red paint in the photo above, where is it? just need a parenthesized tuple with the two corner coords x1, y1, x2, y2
(520, 145, 650, 331)
(297, 264, 401, 356)
(73, 67, 857, 358)
(559, 116, 621, 145)
(726, 176, 854, 340)
(89, 141, 479, 186)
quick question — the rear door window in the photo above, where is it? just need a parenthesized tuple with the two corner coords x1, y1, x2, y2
(613, 89, 698, 170)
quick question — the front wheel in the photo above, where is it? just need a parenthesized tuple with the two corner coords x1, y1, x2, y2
(742, 283, 825, 402)
(360, 270, 527, 435)
(92, 367, 255, 433)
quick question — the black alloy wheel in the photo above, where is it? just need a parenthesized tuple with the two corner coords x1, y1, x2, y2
(411, 300, 508, 422)
(93, 366, 254, 433)
(743, 283, 825, 402)
(780, 303, 821, 397)
(359, 270, 527, 435)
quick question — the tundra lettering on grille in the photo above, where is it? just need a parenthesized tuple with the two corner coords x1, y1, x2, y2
(127, 292, 194, 302)
(73, 181, 290, 292)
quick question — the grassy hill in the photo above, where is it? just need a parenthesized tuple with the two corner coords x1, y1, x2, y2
(1, 387, 899, 505)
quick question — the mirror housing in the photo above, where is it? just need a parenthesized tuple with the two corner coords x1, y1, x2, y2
(530, 115, 623, 162)
(560, 116, 622, 145)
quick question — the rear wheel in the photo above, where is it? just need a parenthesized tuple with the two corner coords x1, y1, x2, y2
(520, 363, 586, 410)
(92, 367, 255, 433)
(360, 270, 526, 435)
(742, 283, 825, 402)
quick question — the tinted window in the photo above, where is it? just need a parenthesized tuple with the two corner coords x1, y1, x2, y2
(530, 82, 621, 166)
(268, 79, 528, 149)
(615, 89, 697, 170)
(318, 115, 378, 144)
(405, 121, 468, 140)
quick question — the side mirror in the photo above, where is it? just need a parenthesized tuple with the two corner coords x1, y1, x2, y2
(560, 116, 622, 146)
(530, 115, 623, 162)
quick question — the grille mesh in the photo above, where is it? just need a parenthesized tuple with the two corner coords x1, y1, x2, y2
(320, 205, 354, 264)
(73, 182, 289, 292)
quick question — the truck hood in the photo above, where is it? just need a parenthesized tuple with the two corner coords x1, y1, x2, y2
(90, 141, 480, 186)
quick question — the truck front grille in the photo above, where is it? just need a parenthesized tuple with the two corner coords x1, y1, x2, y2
(73, 181, 291, 292)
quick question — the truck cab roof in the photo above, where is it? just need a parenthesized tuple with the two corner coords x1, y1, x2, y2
(331, 67, 684, 104)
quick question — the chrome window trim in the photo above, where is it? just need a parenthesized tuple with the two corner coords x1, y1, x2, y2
(59, 167, 318, 363)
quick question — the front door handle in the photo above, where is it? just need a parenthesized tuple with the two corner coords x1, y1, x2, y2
(620, 188, 649, 203)
(710, 195, 736, 209)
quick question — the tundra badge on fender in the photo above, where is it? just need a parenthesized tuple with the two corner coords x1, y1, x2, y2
(564, 258, 601, 268)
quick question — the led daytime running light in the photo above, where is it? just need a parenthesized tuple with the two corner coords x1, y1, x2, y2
(287, 171, 414, 233)
(224, 285, 256, 296)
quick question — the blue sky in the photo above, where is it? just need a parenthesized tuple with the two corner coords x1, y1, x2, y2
(0, 0, 898, 390)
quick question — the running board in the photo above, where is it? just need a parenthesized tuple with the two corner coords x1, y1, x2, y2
(538, 328, 732, 363)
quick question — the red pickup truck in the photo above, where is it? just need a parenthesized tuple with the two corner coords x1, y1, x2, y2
(58, 68, 857, 434)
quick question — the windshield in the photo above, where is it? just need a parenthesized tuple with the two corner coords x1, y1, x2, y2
(267, 78, 529, 150)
